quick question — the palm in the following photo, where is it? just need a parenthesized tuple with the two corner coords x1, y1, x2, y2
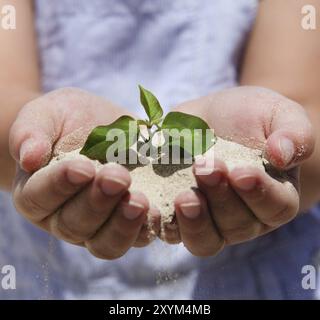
(10, 88, 159, 260)
(169, 86, 313, 256)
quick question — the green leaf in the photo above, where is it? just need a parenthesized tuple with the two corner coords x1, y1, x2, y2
(80, 115, 138, 162)
(139, 85, 163, 124)
(162, 111, 216, 156)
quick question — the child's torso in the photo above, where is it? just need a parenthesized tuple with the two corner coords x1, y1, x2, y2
(35, 0, 257, 116)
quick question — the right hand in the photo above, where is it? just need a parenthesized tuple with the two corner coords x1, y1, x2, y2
(9, 87, 160, 259)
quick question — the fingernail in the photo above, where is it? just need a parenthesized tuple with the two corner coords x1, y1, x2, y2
(122, 201, 144, 220)
(19, 139, 35, 162)
(67, 167, 94, 185)
(234, 176, 256, 191)
(180, 202, 201, 219)
(194, 155, 206, 167)
(279, 137, 295, 166)
(194, 155, 214, 176)
(200, 170, 222, 187)
(101, 177, 128, 196)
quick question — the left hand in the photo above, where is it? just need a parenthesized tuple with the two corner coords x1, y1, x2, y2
(167, 86, 315, 256)
(9, 88, 160, 259)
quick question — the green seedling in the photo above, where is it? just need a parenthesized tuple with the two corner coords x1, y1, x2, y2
(80, 85, 216, 163)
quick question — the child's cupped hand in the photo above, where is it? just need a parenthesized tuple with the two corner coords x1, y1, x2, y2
(171, 86, 315, 257)
(9, 88, 161, 260)
(8, 86, 315, 259)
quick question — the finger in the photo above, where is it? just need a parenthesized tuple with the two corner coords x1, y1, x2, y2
(194, 159, 263, 245)
(13, 159, 95, 223)
(133, 206, 161, 247)
(175, 190, 225, 257)
(9, 100, 61, 172)
(264, 99, 315, 169)
(49, 163, 131, 243)
(85, 192, 148, 260)
(229, 166, 300, 227)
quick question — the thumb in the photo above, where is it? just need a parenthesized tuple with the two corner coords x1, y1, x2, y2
(264, 100, 315, 169)
(9, 102, 59, 173)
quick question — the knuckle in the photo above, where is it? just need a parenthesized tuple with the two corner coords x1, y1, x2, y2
(182, 220, 209, 237)
(220, 222, 261, 245)
(51, 213, 92, 242)
(85, 242, 123, 260)
(79, 195, 105, 222)
(264, 205, 297, 227)
(111, 225, 134, 243)
(189, 238, 225, 257)
(51, 168, 77, 198)
(241, 187, 267, 203)
(20, 190, 48, 221)
(82, 189, 117, 221)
